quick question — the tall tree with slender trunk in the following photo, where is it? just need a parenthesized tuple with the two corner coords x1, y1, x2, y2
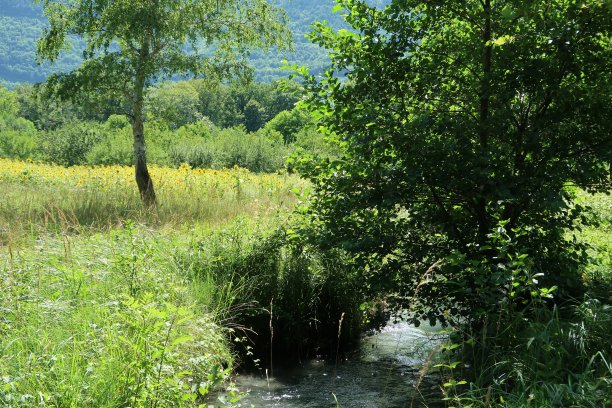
(35, 0, 291, 206)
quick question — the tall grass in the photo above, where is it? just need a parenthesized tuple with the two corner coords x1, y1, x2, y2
(436, 302, 611, 407)
(5, 158, 606, 406)
(0, 158, 364, 406)
(0, 216, 363, 406)
(0, 159, 308, 406)
(0, 158, 303, 245)
(174, 217, 364, 365)
(0, 225, 236, 407)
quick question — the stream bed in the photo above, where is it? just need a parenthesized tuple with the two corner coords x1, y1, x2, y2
(236, 322, 445, 407)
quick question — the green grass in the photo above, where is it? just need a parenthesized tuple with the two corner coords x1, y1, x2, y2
(0, 225, 238, 407)
(0, 158, 303, 246)
(0, 159, 362, 406)
(0, 160, 306, 406)
(0, 215, 362, 406)
(580, 191, 612, 293)
(1, 158, 609, 407)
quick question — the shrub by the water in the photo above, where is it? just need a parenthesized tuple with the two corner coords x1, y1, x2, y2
(433, 192, 612, 407)
(174, 219, 364, 364)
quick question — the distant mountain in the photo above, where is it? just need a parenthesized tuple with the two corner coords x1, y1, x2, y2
(0, 0, 387, 85)
(0, 0, 86, 84)
(0, 0, 39, 18)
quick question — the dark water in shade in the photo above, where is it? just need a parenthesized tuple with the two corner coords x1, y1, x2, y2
(236, 322, 445, 407)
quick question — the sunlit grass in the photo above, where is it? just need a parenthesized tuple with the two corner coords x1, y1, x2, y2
(0, 158, 305, 245)
(0, 225, 238, 407)
(0, 159, 307, 406)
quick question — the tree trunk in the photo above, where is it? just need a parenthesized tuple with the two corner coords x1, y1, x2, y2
(131, 73, 156, 207)
(476, 0, 493, 245)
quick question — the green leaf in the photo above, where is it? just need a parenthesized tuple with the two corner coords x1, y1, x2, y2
(332, 4, 344, 13)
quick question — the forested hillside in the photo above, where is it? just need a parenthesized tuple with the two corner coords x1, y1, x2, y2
(0, 0, 385, 85)
(0, 0, 82, 84)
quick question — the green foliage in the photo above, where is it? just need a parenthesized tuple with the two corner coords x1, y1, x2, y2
(174, 218, 363, 362)
(147, 82, 202, 130)
(0, 226, 235, 407)
(36, 0, 292, 204)
(168, 126, 289, 172)
(264, 108, 312, 144)
(0, 84, 19, 116)
(206, 80, 300, 130)
(13, 83, 102, 130)
(1, 78, 319, 171)
(35, 0, 292, 113)
(243, 99, 267, 132)
(418, 190, 611, 407)
(436, 299, 611, 407)
(578, 191, 612, 287)
(0, 122, 39, 160)
(0, 0, 380, 83)
(85, 116, 137, 166)
(41, 121, 104, 166)
(295, 0, 612, 331)
(293, 127, 341, 160)
(0, 93, 329, 173)
(143, 79, 300, 132)
(87, 129, 134, 166)
(0, 85, 39, 159)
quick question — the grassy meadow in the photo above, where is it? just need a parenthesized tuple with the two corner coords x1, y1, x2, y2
(1, 158, 610, 407)
(0, 158, 297, 407)
(0, 158, 363, 407)
(0, 158, 304, 244)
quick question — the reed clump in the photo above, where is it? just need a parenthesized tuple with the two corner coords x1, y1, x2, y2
(174, 218, 364, 365)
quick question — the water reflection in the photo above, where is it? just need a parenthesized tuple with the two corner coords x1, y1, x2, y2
(237, 322, 445, 407)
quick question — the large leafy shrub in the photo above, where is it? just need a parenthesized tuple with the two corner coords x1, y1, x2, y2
(169, 125, 289, 172)
(41, 121, 104, 165)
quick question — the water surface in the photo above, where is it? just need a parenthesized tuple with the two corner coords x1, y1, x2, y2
(237, 322, 444, 407)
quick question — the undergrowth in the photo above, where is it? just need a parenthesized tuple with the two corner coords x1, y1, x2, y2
(174, 217, 364, 366)
(0, 215, 364, 406)
(431, 192, 612, 407)
(0, 224, 237, 407)
(1, 158, 609, 407)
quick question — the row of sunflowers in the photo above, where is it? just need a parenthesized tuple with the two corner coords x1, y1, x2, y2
(0, 158, 304, 199)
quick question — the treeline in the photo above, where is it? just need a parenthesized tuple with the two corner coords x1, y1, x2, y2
(0, 80, 336, 172)
(0, 0, 391, 84)
(0, 0, 84, 83)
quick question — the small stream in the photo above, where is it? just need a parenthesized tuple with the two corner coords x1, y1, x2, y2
(236, 322, 445, 407)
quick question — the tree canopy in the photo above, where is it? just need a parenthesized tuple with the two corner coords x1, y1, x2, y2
(36, 0, 291, 204)
(296, 0, 612, 327)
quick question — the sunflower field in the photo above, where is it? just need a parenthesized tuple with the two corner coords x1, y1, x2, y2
(0, 158, 304, 244)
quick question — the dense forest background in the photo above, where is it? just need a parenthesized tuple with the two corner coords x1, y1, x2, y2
(0, 0, 387, 85)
